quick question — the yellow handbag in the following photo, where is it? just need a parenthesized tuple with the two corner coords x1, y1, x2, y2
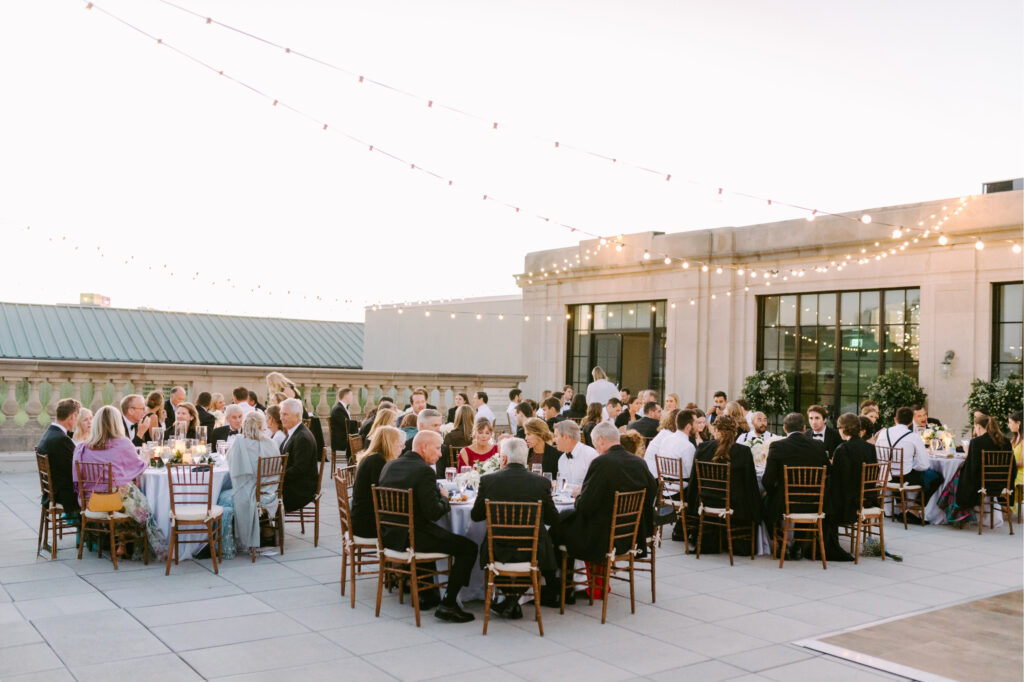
(88, 491, 123, 513)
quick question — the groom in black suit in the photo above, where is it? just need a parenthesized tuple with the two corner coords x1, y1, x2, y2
(762, 412, 829, 543)
(37, 399, 82, 517)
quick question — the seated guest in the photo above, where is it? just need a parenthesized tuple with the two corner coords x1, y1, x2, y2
(399, 413, 419, 443)
(226, 411, 281, 554)
(523, 417, 560, 476)
(685, 415, 761, 552)
(736, 412, 774, 444)
(692, 409, 711, 446)
(859, 415, 875, 442)
(950, 413, 1016, 522)
(604, 397, 623, 427)
(736, 399, 753, 429)
(723, 401, 750, 436)
(163, 386, 186, 430)
(513, 401, 534, 439)
(585, 365, 619, 407)
(440, 405, 475, 475)
(473, 391, 495, 426)
(268, 392, 289, 407)
(460, 418, 498, 467)
(72, 408, 93, 444)
(627, 401, 662, 439)
(707, 390, 727, 425)
(232, 386, 254, 417)
(619, 388, 632, 407)
(644, 408, 680, 461)
(120, 394, 154, 447)
(762, 412, 828, 543)
(194, 392, 217, 432)
(169, 402, 199, 439)
(580, 402, 603, 447)
(247, 390, 266, 413)
(447, 392, 469, 424)
(540, 397, 564, 431)
(366, 407, 399, 443)
(560, 385, 575, 413)
(359, 401, 395, 439)
(505, 389, 522, 432)
(279, 398, 319, 513)
(806, 404, 842, 456)
(619, 430, 646, 456)
(471, 437, 562, 615)
(265, 371, 324, 453)
(554, 422, 658, 564)
(616, 395, 643, 429)
(265, 405, 286, 447)
(876, 406, 938, 516)
(210, 404, 245, 453)
(145, 391, 166, 435)
(210, 393, 226, 427)
(1011, 412, 1023, 517)
(378, 430, 478, 622)
(645, 409, 697, 485)
(401, 408, 442, 455)
(73, 406, 167, 560)
(350, 425, 403, 539)
(38, 398, 82, 519)
(911, 404, 942, 434)
(665, 393, 680, 412)
(829, 413, 878, 526)
(564, 394, 587, 420)
(554, 420, 598, 488)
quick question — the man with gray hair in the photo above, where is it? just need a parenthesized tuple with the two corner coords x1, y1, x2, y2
(278, 398, 319, 513)
(164, 386, 187, 430)
(553, 419, 598, 489)
(210, 403, 245, 453)
(120, 394, 153, 447)
(470, 438, 562, 615)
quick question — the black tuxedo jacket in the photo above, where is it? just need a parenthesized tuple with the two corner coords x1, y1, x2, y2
(164, 400, 176, 430)
(561, 446, 658, 562)
(329, 402, 358, 452)
(123, 416, 145, 447)
(446, 406, 458, 424)
(687, 441, 762, 524)
(829, 438, 877, 524)
(302, 408, 325, 454)
(762, 432, 829, 523)
(957, 433, 1017, 510)
(281, 423, 319, 512)
(805, 426, 842, 456)
(627, 416, 660, 440)
(377, 450, 451, 551)
(37, 424, 79, 512)
(196, 406, 217, 432)
(209, 425, 239, 454)
(471, 464, 560, 570)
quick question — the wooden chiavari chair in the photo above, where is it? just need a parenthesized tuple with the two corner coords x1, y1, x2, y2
(694, 460, 755, 566)
(774, 465, 828, 570)
(336, 464, 357, 492)
(978, 450, 1015, 535)
(335, 472, 378, 607)
(875, 445, 924, 528)
(166, 462, 223, 575)
(254, 454, 288, 561)
(76, 461, 143, 569)
(348, 434, 364, 460)
(448, 445, 464, 470)
(482, 501, 544, 636)
(285, 447, 328, 546)
(372, 486, 450, 627)
(840, 461, 889, 563)
(36, 451, 78, 560)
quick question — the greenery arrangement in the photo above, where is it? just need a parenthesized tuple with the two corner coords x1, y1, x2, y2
(965, 374, 1023, 432)
(740, 370, 791, 417)
(865, 369, 927, 425)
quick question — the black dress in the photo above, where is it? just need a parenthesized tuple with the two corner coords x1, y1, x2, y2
(527, 443, 560, 477)
(828, 438, 878, 524)
(350, 452, 387, 539)
(687, 440, 762, 525)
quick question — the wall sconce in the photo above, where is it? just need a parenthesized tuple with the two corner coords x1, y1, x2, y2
(940, 350, 955, 378)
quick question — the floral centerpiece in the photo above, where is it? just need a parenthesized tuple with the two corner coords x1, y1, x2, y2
(921, 423, 953, 452)
(747, 434, 784, 467)
(455, 454, 501, 491)
(439, 422, 455, 437)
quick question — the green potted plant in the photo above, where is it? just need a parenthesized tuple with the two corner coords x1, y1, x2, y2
(740, 370, 791, 418)
(965, 374, 1023, 432)
(865, 370, 927, 425)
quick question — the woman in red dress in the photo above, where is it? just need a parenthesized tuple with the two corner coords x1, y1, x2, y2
(460, 418, 497, 468)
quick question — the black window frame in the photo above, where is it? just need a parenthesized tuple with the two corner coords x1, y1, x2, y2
(992, 281, 1024, 379)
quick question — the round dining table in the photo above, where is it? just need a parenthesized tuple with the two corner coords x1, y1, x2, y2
(138, 464, 232, 559)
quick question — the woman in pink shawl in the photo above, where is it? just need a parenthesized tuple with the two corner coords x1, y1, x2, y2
(73, 405, 167, 559)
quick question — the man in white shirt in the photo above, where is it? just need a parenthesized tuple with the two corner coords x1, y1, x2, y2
(737, 412, 774, 445)
(505, 389, 522, 431)
(644, 409, 697, 484)
(602, 397, 623, 426)
(876, 406, 940, 516)
(553, 420, 598, 489)
(473, 391, 495, 426)
(585, 366, 619, 406)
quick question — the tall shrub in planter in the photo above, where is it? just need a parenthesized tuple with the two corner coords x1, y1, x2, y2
(965, 374, 1023, 432)
(865, 370, 927, 425)
(740, 370, 791, 418)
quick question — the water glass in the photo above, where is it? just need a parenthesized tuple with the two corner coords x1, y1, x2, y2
(150, 426, 165, 445)
(174, 422, 188, 440)
(445, 467, 457, 483)
(217, 441, 229, 457)
(531, 464, 543, 474)
(460, 466, 472, 475)
(195, 425, 207, 445)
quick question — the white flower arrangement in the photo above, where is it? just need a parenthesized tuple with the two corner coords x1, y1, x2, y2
(747, 434, 785, 467)
(920, 424, 950, 441)
(439, 422, 455, 437)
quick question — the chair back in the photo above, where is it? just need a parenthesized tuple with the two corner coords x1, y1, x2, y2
(337, 464, 357, 491)
(782, 466, 827, 516)
(447, 446, 463, 470)
(484, 501, 541, 568)
(874, 445, 904, 481)
(980, 450, 1015, 494)
(655, 454, 683, 503)
(348, 434, 364, 456)
(256, 454, 288, 503)
(315, 447, 328, 493)
(605, 489, 646, 559)
(694, 460, 731, 511)
(859, 461, 889, 510)
(75, 460, 115, 511)
(322, 418, 332, 452)
(166, 463, 214, 512)
(568, 417, 584, 425)
(335, 472, 354, 541)
(35, 450, 54, 501)
(372, 486, 416, 552)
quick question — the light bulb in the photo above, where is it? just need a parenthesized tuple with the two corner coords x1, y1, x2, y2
(663, 256, 671, 265)
(565, 313, 571, 320)
(615, 244, 623, 252)
(861, 215, 872, 224)
(642, 250, 650, 260)
(892, 228, 902, 239)
(737, 268, 744, 275)
(1013, 243, 1022, 254)
(424, 311, 430, 317)
(975, 240, 984, 250)
(498, 314, 504, 320)
(682, 261, 689, 269)
(546, 315, 552, 321)
(715, 267, 723, 274)
(701, 264, 709, 272)
(476, 314, 482, 320)
(450, 313, 456, 319)
(938, 235, 948, 245)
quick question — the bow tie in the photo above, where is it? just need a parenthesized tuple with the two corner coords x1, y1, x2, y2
(813, 433, 824, 439)
(565, 453, 573, 459)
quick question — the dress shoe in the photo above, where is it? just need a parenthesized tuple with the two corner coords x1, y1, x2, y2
(540, 590, 562, 608)
(418, 591, 441, 611)
(564, 589, 576, 605)
(785, 544, 803, 561)
(435, 603, 475, 623)
(503, 601, 523, 620)
(489, 598, 510, 616)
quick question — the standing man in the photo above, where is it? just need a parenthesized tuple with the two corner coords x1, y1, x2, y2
(806, 405, 842, 456)
(194, 392, 217, 432)
(279, 398, 319, 513)
(37, 398, 82, 519)
(121, 394, 154, 447)
(473, 391, 495, 426)
(247, 390, 266, 414)
(506, 389, 522, 431)
(164, 386, 187, 430)
(330, 387, 358, 459)
(707, 391, 727, 425)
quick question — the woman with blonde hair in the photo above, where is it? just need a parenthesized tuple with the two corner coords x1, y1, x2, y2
(72, 405, 167, 560)
(664, 393, 680, 412)
(72, 407, 93, 444)
(351, 425, 403, 539)
(645, 408, 680, 461)
(223, 411, 280, 558)
(367, 408, 399, 440)
(265, 371, 324, 452)
(620, 430, 646, 457)
(210, 393, 226, 427)
(523, 417, 559, 476)
(724, 401, 749, 433)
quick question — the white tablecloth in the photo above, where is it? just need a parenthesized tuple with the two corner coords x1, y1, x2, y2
(922, 455, 1003, 527)
(139, 465, 231, 558)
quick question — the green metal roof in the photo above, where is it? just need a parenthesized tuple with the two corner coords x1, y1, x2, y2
(0, 302, 363, 368)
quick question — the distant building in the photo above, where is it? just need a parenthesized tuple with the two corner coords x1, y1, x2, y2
(79, 293, 110, 307)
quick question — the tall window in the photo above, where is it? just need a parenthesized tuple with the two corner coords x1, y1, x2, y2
(758, 287, 919, 418)
(566, 301, 666, 398)
(993, 282, 1023, 379)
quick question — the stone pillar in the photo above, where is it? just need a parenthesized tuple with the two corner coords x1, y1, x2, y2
(1, 379, 20, 420)
(89, 381, 105, 413)
(45, 379, 60, 419)
(316, 384, 331, 418)
(71, 378, 85, 403)
(25, 378, 44, 423)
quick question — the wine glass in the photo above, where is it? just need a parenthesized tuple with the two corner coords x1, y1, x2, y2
(557, 476, 568, 494)
(531, 463, 543, 475)
(445, 467, 456, 483)
(150, 426, 165, 445)
(195, 425, 207, 445)
(460, 466, 472, 475)
(174, 421, 187, 440)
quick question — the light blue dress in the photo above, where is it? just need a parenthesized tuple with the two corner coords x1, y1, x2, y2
(225, 436, 281, 551)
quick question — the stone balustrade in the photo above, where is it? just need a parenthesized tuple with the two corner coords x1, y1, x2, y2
(0, 359, 524, 452)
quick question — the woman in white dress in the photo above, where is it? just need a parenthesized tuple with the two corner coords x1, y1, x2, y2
(227, 411, 281, 556)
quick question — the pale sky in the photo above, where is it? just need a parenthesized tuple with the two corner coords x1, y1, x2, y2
(1, 0, 1021, 322)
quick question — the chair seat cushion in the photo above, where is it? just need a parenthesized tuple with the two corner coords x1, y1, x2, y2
(784, 512, 825, 521)
(382, 548, 448, 562)
(699, 505, 732, 517)
(83, 509, 130, 520)
(886, 482, 921, 491)
(859, 506, 883, 518)
(172, 504, 224, 522)
(351, 535, 378, 546)
(487, 561, 535, 573)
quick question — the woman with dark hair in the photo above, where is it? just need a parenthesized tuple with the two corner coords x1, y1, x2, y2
(446, 392, 470, 424)
(581, 402, 603, 446)
(169, 402, 199, 439)
(830, 413, 879, 524)
(685, 415, 761, 553)
(690, 409, 711, 447)
(565, 394, 588, 420)
(952, 413, 1015, 518)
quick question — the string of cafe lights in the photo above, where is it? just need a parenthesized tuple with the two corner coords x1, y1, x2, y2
(75, 2, 1021, 317)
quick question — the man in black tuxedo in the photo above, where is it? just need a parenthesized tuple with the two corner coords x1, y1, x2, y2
(805, 404, 842, 457)
(378, 430, 477, 623)
(513, 402, 534, 439)
(470, 437, 561, 617)
(329, 388, 359, 458)
(164, 386, 187, 431)
(120, 394, 154, 447)
(627, 401, 662, 439)
(540, 397, 564, 431)
(209, 405, 244, 454)
(762, 412, 829, 545)
(194, 392, 217, 432)
(279, 398, 320, 513)
(37, 398, 82, 519)
(554, 422, 658, 566)
(247, 390, 266, 413)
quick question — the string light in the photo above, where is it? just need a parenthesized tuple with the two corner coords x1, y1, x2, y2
(1013, 243, 1022, 254)
(975, 240, 984, 250)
